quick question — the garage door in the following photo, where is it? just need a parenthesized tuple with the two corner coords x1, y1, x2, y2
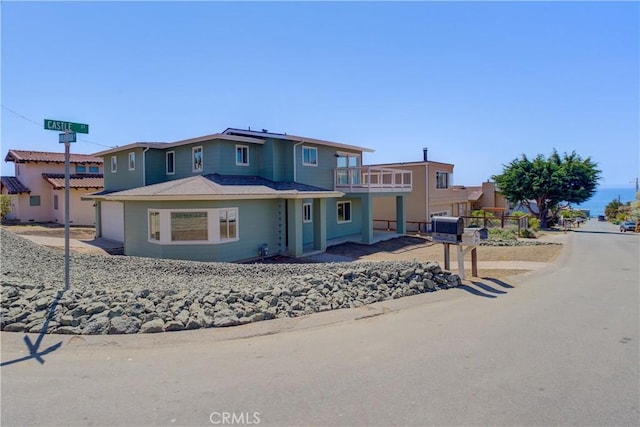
(101, 201, 124, 242)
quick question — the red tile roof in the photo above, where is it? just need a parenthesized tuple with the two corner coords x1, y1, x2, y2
(41, 173, 104, 190)
(0, 176, 31, 194)
(5, 149, 103, 164)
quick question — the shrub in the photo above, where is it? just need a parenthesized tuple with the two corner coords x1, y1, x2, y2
(528, 217, 540, 231)
(519, 228, 536, 238)
(0, 195, 11, 221)
(488, 227, 517, 241)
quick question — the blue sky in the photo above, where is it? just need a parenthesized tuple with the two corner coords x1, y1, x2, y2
(2, 1, 638, 187)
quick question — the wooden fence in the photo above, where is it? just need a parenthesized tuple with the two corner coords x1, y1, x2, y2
(374, 213, 529, 234)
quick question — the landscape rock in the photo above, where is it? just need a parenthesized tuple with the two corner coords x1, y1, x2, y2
(140, 318, 165, 333)
(109, 316, 142, 334)
(1, 229, 465, 335)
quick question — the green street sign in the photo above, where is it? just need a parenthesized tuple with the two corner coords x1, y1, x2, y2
(44, 119, 89, 134)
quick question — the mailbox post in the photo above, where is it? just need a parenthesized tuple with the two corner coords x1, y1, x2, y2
(430, 217, 480, 281)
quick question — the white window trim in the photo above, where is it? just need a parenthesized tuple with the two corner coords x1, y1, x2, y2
(166, 151, 175, 175)
(128, 152, 136, 171)
(337, 201, 352, 224)
(192, 146, 203, 173)
(111, 156, 117, 173)
(336, 151, 361, 167)
(303, 202, 312, 223)
(302, 146, 318, 167)
(235, 145, 249, 166)
(147, 208, 239, 245)
(436, 171, 449, 189)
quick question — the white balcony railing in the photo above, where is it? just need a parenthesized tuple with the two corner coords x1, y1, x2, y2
(334, 167, 412, 192)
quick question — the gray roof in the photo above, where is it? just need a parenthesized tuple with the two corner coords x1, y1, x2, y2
(89, 174, 343, 201)
(223, 128, 374, 153)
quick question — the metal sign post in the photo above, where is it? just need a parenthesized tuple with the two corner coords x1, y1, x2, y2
(45, 119, 87, 291)
(58, 131, 76, 290)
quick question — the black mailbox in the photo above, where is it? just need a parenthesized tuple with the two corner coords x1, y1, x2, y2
(431, 216, 464, 243)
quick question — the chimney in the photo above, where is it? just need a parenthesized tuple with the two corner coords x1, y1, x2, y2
(422, 147, 428, 162)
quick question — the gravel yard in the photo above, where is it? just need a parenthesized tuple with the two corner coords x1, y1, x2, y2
(1, 229, 464, 335)
(1, 224, 564, 335)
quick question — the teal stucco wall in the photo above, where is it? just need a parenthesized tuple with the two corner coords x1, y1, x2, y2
(326, 197, 363, 240)
(123, 199, 281, 262)
(104, 148, 145, 191)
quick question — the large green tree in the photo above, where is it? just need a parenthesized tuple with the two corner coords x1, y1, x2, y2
(492, 150, 600, 228)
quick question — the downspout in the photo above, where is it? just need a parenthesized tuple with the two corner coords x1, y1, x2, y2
(142, 147, 150, 186)
(425, 163, 429, 224)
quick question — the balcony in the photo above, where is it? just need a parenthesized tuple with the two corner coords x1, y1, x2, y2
(334, 167, 412, 193)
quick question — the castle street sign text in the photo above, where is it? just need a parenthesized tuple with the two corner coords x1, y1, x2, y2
(44, 119, 89, 134)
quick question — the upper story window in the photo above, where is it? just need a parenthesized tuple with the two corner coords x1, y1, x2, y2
(16, 165, 20, 176)
(303, 202, 312, 223)
(166, 151, 175, 175)
(302, 146, 317, 166)
(236, 145, 249, 166)
(111, 156, 117, 173)
(128, 152, 136, 171)
(436, 171, 449, 189)
(75, 165, 87, 174)
(193, 146, 203, 172)
(29, 195, 41, 206)
(336, 153, 360, 168)
(89, 166, 99, 173)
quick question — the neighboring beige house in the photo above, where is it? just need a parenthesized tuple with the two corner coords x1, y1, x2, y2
(464, 181, 510, 213)
(1, 150, 103, 225)
(371, 149, 469, 232)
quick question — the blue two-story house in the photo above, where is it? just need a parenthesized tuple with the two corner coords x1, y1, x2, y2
(87, 128, 412, 262)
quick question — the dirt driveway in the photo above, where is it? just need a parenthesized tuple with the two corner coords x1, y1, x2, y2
(325, 233, 565, 280)
(1, 223, 96, 240)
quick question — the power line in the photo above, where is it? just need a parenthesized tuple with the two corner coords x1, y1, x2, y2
(1, 105, 116, 149)
(1, 105, 41, 127)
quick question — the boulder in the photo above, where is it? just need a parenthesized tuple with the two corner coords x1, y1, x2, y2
(83, 317, 110, 335)
(140, 318, 165, 333)
(109, 316, 142, 334)
(214, 309, 240, 327)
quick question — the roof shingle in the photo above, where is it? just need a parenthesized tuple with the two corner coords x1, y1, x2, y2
(5, 150, 103, 164)
(42, 173, 104, 190)
(0, 176, 31, 194)
(88, 174, 340, 200)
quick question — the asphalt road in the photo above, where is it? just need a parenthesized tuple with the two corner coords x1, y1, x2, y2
(2, 219, 638, 426)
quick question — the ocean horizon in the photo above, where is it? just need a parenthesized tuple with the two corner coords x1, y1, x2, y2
(574, 186, 637, 217)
